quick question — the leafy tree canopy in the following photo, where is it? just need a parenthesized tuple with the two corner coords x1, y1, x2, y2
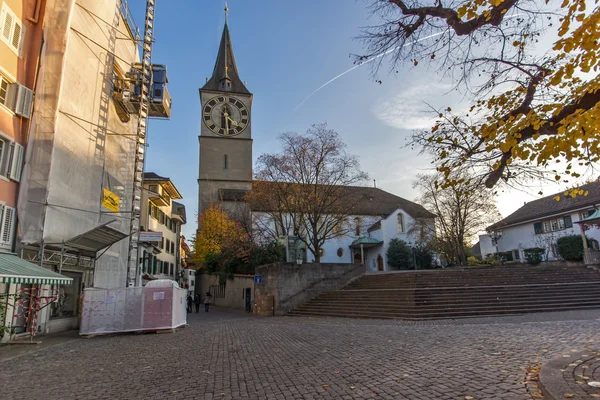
(360, 0, 600, 190)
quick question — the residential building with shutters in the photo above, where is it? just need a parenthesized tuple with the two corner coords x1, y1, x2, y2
(0, 0, 38, 252)
(138, 172, 186, 286)
(479, 181, 600, 262)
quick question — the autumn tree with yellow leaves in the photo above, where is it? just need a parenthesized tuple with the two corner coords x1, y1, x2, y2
(360, 0, 600, 191)
(191, 204, 245, 267)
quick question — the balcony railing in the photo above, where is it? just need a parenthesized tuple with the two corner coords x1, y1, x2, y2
(118, 0, 141, 41)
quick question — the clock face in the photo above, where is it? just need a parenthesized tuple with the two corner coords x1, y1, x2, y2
(202, 96, 249, 136)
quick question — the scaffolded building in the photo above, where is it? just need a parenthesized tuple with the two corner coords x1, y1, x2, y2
(16, 0, 170, 334)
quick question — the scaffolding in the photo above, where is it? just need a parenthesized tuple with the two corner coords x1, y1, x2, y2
(16, 0, 170, 294)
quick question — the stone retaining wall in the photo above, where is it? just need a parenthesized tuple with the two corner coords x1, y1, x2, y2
(254, 263, 364, 316)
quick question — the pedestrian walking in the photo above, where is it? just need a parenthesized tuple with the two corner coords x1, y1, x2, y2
(186, 294, 193, 314)
(194, 293, 201, 313)
(204, 292, 212, 312)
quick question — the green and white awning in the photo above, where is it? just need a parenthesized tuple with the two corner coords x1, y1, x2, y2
(0, 253, 73, 285)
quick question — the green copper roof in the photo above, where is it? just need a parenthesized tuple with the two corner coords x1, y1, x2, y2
(351, 237, 383, 246)
(0, 253, 73, 285)
(580, 209, 600, 223)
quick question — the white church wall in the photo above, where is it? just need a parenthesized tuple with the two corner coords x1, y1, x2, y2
(379, 209, 419, 270)
(253, 212, 381, 264)
(306, 215, 380, 263)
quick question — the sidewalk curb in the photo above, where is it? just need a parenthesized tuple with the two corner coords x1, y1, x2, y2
(538, 356, 565, 400)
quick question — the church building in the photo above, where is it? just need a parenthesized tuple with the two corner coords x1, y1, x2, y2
(197, 11, 436, 271)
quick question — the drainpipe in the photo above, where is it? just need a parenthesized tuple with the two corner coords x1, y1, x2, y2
(27, 0, 42, 24)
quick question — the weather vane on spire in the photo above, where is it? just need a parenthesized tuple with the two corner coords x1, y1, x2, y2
(224, 0, 229, 24)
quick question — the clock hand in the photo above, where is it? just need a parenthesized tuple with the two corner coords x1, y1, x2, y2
(227, 116, 239, 127)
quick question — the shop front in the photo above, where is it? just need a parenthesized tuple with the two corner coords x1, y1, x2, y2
(0, 252, 73, 342)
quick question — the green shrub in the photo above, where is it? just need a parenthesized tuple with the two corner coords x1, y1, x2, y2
(386, 239, 414, 270)
(414, 245, 434, 269)
(557, 235, 586, 261)
(484, 253, 499, 265)
(250, 242, 286, 268)
(524, 247, 544, 265)
(467, 256, 480, 266)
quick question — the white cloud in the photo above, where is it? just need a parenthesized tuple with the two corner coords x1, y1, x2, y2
(371, 83, 455, 130)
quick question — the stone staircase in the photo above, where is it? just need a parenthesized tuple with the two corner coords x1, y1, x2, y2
(286, 265, 600, 320)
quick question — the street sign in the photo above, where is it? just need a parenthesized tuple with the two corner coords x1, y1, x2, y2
(254, 275, 263, 284)
(139, 231, 163, 242)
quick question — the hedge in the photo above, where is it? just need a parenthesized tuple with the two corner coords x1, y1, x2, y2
(524, 247, 544, 265)
(557, 235, 585, 261)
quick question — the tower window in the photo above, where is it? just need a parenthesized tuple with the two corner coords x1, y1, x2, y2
(224, 154, 228, 169)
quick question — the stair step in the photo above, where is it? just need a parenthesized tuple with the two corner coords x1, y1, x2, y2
(286, 266, 600, 320)
(288, 303, 600, 320)
(315, 289, 600, 301)
(301, 294, 600, 308)
(296, 297, 600, 310)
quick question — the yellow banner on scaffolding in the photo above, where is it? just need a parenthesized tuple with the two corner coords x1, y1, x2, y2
(102, 188, 120, 212)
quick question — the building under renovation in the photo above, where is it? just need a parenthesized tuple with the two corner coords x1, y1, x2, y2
(12, 0, 170, 335)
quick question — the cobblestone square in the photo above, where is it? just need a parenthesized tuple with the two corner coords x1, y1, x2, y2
(2, 309, 600, 399)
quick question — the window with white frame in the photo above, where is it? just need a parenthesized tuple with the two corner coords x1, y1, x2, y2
(0, 133, 24, 181)
(397, 213, 405, 233)
(534, 215, 573, 234)
(0, 74, 32, 118)
(0, 75, 16, 110)
(0, 203, 16, 249)
(1, 3, 26, 57)
(0, 76, 9, 106)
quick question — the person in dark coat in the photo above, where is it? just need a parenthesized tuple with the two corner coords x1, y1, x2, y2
(186, 294, 193, 313)
(204, 292, 212, 312)
(194, 293, 201, 313)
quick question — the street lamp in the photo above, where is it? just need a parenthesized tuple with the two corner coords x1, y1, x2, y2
(488, 230, 503, 262)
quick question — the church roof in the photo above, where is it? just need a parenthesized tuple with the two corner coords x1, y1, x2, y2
(201, 23, 250, 95)
(249, 182, 436, 219)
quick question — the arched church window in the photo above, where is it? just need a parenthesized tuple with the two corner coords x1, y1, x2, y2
(397, 213, 405, 233)
(354, 217, 361, 236)
(224, 154, 228, 169)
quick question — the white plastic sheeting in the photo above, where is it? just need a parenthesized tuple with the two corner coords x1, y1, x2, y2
(80, 282, 186, 335)
(17, 0, 140, 288)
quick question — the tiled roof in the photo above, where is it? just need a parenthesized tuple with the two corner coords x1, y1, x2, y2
(250, 182, 435, 219)
(143, 172, 167, 181)
(143, 172, 183, 199)
(488, 181, 600, 230)
(367, 220, 382, 232)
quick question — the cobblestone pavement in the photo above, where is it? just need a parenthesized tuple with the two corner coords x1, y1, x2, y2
(2, 309, 600, 400)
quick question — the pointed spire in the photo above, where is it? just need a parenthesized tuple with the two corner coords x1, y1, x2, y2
(201, 6, 250, 94)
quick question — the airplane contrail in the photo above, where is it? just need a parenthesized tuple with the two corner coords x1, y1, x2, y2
(293, 31, 446, 112)
(293, 14, 523, 112)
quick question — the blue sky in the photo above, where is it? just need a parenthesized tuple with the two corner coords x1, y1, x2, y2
(129, 0, 561, 241)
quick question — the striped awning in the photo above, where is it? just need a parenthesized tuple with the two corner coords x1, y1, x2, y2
(0, 253, 73, 285)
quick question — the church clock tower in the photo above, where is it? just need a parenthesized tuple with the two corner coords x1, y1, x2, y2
(198, 8, 252, 219)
